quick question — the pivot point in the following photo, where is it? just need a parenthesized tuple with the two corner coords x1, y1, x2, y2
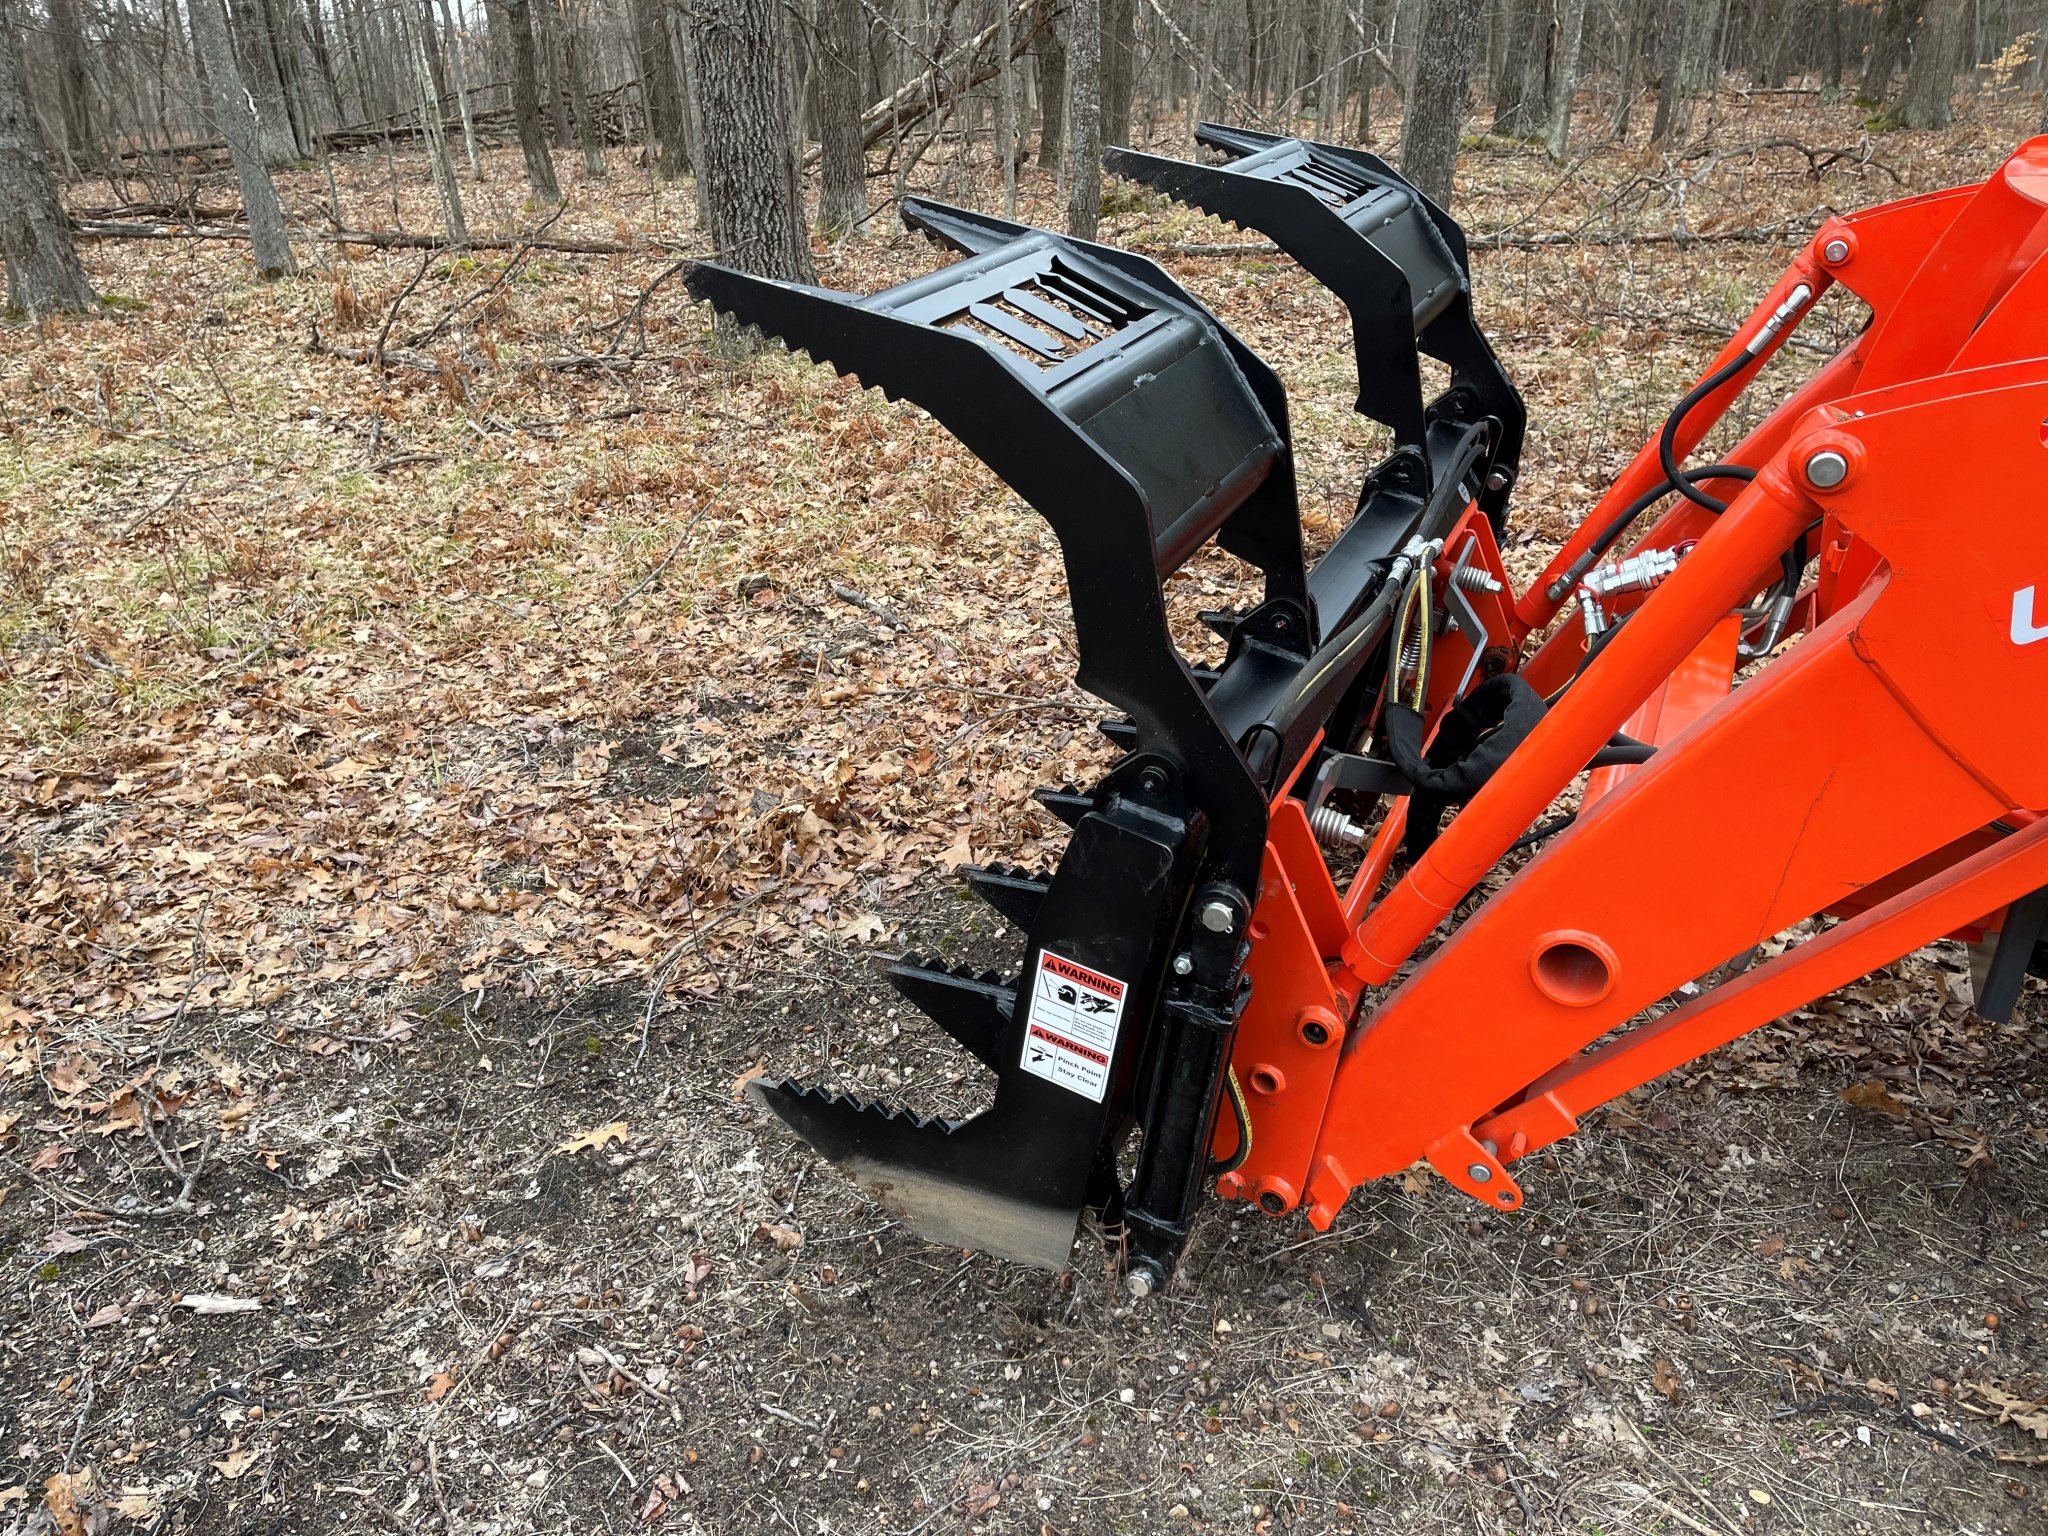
(1822, 237, 1850, 264)
(1805, 449, 1850, 489)
(1198, 900, 1236, 934)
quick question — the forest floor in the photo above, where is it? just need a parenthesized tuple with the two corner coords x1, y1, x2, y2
(5, 93, 2048, 1535)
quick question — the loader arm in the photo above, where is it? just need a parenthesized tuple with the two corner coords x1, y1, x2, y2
(694, 133, 2048, 1291)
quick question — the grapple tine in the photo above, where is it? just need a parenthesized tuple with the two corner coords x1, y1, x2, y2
(885, 957, 1014, 1070)
(1031, 785, 1091, 829)
(959, 864, 1050, 932)
(749, 1081, 1084, 1269)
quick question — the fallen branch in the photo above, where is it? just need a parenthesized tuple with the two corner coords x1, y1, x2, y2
(73, 219, 683, 256)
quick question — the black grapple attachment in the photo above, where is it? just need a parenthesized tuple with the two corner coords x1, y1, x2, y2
(684, 139, 1521, 1283)
(1108, 124, 1524, 627)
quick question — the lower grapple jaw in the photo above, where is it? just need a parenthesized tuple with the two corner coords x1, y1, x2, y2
(749, 1082, 1095, 1270)
(749, 753, 1208, 1271)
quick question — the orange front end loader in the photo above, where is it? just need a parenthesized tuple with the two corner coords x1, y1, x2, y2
(688, 131, 2048, 1292)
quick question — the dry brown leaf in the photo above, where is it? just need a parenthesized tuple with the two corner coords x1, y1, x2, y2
(1651, 1358, 1682, 1405)
(1839, 1080, 1909, 1119)
(731, 1061, 767, 1100)
(1962, 1383, 2048, 1440)
(211, 1446, 259, 1481)
(43, 1470, 89, 1536)
(424, 1369, 458, 1402)
(755, 1222, 803, 1251)
(554, 1121, 629, 1156)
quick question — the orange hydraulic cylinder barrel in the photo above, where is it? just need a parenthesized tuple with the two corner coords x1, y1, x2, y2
(1348, 462, 1818, 984)
(1514, 259, 1832, 633)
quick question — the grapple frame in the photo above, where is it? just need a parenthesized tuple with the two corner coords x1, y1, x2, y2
(689, 132, 2048, 1289)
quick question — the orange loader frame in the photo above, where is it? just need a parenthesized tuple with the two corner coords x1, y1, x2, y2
(1217, 138, 2048, 1229)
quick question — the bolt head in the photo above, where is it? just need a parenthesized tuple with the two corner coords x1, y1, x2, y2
(1467, 1162, 1494, 1183)
(1805, 448, 1850, 489)
(1171, 953, 1194, 976)
(1198, 900, 1236, 934)
(1822, 237, 1850, 264)
(1124, 1269, 1155, 1300)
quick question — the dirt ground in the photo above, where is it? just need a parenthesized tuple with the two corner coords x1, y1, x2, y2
(5, 93, 2048, 1533)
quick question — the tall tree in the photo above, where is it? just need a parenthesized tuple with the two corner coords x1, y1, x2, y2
(1065, 0, 1101, 237)
(1099, 0, 1135, 145)
(404, 0, 467, 242)
(1490, 0, 1547, 139)
(1399, 0, 1479, 206)
(186, 0, 297, 275)
(816, 0, 865, 232)
(1036, 19, 1066, 166)
(692, 0, 813, 282)
(0, 7, 97, 317)
(1896, 0, 1967, 126)
(436, 0, 486, 177)
(1545, 0, 1585, 158)
(1859, 0, 1923, 102)
(630, 0, 688, 175)
(560, 0, 604, 177)
(491, 0, 562, 202)
(47, 0, 95, 166)
(229, 0, 302, 163)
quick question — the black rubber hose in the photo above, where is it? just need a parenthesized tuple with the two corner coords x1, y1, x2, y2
(1659, 348, 1762, 513)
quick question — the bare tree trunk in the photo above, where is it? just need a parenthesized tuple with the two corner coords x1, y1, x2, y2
(693, 0, 814, 285)
(492, 0, 562, 201)
(1100, 0, 1135, 144)
(187, 0, 295, 274)
(405, 0, 468, 242)
(1545, 0, 1584, 157)
(1491, 0, 1547, 137)
(0, 8, 97, 317)
(1399, 0, 1479, 206)
(630, 0, 688, 175)
(561, 0, 604, 177)
(1649, 0, 1684, 140)
(229, 0, 302, 162)
(817, 0, 866, 231)
(1036, 18, 1065, 165)
(1896, 0, 1965, 125)
(998, 0, 1018, 214)
(1859, 0, 1922, 103)
(1822, 0, 1842, 91)
(436, 0, 485, 177)
(48, 0, 97, 166)
(1065, 0, 1101, 237)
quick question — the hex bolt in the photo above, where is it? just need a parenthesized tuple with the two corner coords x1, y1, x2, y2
(1198, 900, 1237, 934)
(1171, 953, 1194, 976)
(1805, 449, 1850, 489)
(1125, 1267, 1156, 1300)
(1822, 237, 1850, 264)
(1467, 1162, 1494, 1183)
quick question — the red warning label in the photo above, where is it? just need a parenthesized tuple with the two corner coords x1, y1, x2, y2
(1019, 947, 1127, 1102)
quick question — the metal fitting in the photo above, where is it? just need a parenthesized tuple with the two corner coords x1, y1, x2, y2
(1198, 899, 1237, 934)
(1467, 1163, 1494, 1183)
(1805, 449, 1849, 489)
(1308, 803, 1367, 850)
(1125, 1268, 1157, 1300)
(1745, 282, 1813, 356)
(1452, 565, 1504, 594)
(1822, 237, 1850, 264)
(1577, 545, 1683, 638)
(1171, 952, 1194, 976)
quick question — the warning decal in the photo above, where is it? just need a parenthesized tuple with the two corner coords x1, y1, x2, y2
(1019, 949, 1128, 1102)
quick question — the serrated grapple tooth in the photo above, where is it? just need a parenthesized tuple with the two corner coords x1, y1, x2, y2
(1199, 608, 1242, 643)
(960, 863, 1050, 932)
(749, 1080, 1083, 1269)
(1032, 784, 1091, 828)
(886, 956, 1015, 1070)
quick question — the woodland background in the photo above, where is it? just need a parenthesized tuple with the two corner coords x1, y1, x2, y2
(3, 0, 2048, 1532)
